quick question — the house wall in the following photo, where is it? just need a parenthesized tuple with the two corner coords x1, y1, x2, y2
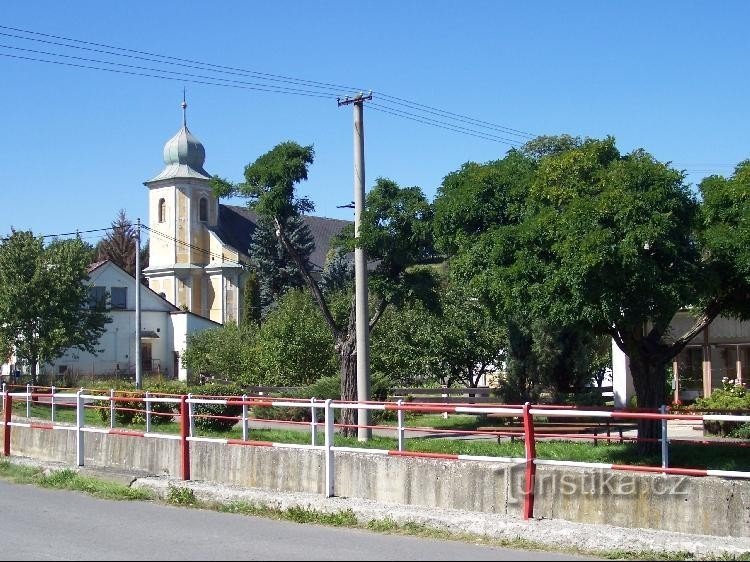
(612, 312, 750, 407)
(170, 312, 218, 382)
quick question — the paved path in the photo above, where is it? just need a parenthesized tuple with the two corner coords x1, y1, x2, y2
(0, 480, 588, 561)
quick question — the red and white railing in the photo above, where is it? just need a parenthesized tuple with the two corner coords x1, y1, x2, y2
(2, 382, 749, 520)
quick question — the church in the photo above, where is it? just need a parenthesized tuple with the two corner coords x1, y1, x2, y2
(143, 99, 349, 324)
(1, 102, 348, 382)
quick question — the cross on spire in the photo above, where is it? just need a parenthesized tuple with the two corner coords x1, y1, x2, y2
(181, 87, 187, 128)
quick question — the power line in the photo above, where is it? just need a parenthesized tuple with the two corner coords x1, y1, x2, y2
(0, 51, 335, 99)
(369, 103, 522, 145)
(0, 24, 536, 143)
(1, 226, 113, 242)
(142, 225, 248, 269)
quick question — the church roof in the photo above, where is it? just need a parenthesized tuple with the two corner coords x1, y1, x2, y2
(215, 205, 351, 272)
(145, 99, 211, 183)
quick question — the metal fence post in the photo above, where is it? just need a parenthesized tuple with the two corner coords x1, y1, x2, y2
(324, 399, 334, 498)
(660, 404, 669, 470)
(109, 389, 115, 429)
(397, 399, 405, 452)
(310, 397, 317, 446)
(522, 402, 537, 520)
(241, 394, 248, 441)
(180, 395, 190, 481)
(145, 391, 151, 433)
(76, 389, 85, 467)
(26, 383, 30, 418)
(188, 393, 195, 437)
(50, 385, 56, 424)
(3, 391, 11, 457)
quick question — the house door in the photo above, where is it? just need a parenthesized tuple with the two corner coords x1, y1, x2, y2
(141, 343, 152, 373)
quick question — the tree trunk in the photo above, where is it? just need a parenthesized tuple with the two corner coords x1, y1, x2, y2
(629, 353, 668, 456)
(338, 335, 357, 437)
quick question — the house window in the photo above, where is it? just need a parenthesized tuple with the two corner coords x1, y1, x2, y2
(158, 198, 166, 223)
(199, 197, 208, 222)
(111, 287, 127, 309)
(88, 286, 106, 309)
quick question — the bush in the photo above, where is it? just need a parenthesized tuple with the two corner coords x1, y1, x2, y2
(250, 373, 395, 424)
(693, 378, 750, 437)
(92, 379, 183, 426)
(187, 382, 244, 432)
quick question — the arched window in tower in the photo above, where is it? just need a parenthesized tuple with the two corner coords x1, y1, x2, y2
(158, 198, 166, 223)
(199, 197, 208, 222)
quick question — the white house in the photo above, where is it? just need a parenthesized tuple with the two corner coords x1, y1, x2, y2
(612, 310, 750, 408)
(42, 260, 218, 382)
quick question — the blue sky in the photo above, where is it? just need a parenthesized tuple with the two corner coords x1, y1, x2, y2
(1, 1, 748, 246)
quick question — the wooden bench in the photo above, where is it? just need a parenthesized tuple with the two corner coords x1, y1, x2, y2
(476, 420, 633, 445)
(389, 387, 496, 405)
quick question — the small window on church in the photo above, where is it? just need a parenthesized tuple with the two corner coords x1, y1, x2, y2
(158, 198, 166, 223)
(199, 197, 208, 222)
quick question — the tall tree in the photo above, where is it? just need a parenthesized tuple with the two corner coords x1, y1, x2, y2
(97, 210, 137, 274)
(0, 231, 109, 380)
(212, 142, 436, 435)
(439, 137, 750, 450)
(248, 215, 314, 318)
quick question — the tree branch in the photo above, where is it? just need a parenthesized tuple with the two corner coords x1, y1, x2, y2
(274, 217, 341, 339)
(368, 298, 388, 331)
(666, 299, 724, 361)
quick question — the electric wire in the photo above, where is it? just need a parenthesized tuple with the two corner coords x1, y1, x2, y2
(0, 24, 536, 144)
(142, 224, 248, 268)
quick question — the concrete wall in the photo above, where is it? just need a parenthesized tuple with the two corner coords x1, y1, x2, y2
(3, 424, 749, 537)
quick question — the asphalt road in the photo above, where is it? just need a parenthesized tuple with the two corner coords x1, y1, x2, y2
(0, 480, 589, 561)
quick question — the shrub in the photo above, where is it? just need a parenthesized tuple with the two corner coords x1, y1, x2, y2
(187, 382, 244, 432)
(166, 485, 197, 506)
(92, 380, 183, 426)
(250, 373, 395, 424)
(693, 378, 750, 437)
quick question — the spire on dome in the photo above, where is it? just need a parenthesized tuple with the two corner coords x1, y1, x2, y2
(182, 87, 187, 128)
(144, 95, 211, 183)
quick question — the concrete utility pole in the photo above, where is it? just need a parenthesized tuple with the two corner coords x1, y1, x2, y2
(135, 217, 142, 390)
(338, 91, 373, 441)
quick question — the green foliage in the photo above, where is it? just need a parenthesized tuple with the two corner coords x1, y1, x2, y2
(92, 379, 184, 425)
(694, 378, 749, 410)
(436, 135, 750, 424)
(691, 380, 749, 438)
(166, 485, 197, 506)
(321, 248, 353, 294)
(372, 279, 505, 389)
(251, 373, 392, 423)
(241, 271, 261, 325)
(95, 209, 137, 276)
(189, 382, 244, 432)
(182, 323, 258, 385)
(249, 216, 314, 318)
(0, 231, 110, 379)
(698, 160, 750, 319)
(254, 290, 337, 386)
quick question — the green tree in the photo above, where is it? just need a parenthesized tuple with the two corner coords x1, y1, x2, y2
(254, 289, 337, 386)
(248, 215, 314, 318)
(212, 142, 436, 435)
(183, 290, 337, 387)
(440, 137, 750, 449)
(181, 322, 257, 384)
(372, 280, 505, 389)
(0, 231, 109, 380)
(96, 210, 136, 274)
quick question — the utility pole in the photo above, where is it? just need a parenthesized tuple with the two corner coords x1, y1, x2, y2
(338, 91, 372, 441)
(135, 217, 142, 390)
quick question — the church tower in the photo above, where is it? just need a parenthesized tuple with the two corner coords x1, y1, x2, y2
(143, 98, 244, 323)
